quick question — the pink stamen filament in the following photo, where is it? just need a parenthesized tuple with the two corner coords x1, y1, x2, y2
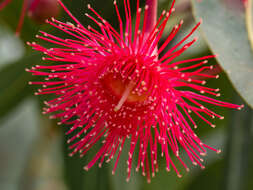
(145, 0, 157, 34)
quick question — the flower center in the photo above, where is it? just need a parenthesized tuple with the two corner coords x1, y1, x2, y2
(101, 73, 148, 111)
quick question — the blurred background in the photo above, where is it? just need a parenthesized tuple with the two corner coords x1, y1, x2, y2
(0, 0, 253, 190)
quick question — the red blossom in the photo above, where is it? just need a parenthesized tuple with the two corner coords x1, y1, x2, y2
(27, 0, 243, 182)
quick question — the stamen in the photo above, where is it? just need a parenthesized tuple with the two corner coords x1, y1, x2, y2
(114, 81, 135, 112)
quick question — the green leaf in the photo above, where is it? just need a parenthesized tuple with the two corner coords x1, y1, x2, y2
(191, 0, 253, 108)
(0, 53, 41, 120)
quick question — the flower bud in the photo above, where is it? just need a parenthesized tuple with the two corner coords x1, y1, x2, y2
(28, 0, 60, 24)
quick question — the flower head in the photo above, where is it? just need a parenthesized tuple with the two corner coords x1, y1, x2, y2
(27, 0, 243, 182)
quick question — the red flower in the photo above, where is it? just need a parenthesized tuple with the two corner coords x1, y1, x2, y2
(27, 0, 243, 182)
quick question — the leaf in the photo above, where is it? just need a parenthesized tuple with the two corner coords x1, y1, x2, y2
(0, 53, 41, 120)
(191, 0, 253, 108)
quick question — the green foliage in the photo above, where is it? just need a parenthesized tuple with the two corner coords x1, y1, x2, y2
(191, 0, 253, 108)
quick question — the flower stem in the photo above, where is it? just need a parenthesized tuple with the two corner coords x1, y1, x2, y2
(145, 0, 158, 58)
